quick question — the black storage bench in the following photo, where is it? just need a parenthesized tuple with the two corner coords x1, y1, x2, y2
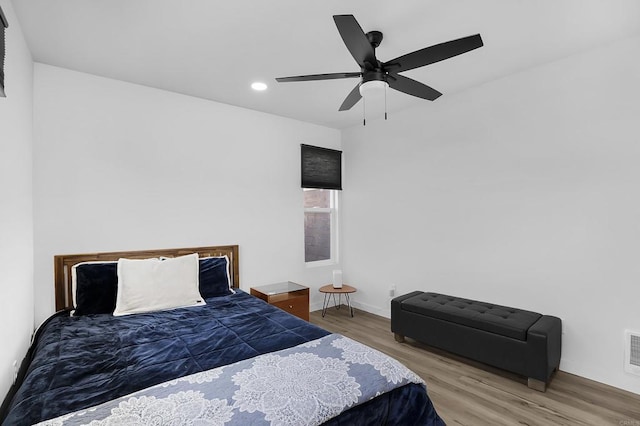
(391, 291, 561, 391)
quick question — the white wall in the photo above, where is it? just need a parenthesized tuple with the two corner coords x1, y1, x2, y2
(33, 64, 341, 325)
(0, 0, 33, 400)
(341, 35, 640, 394)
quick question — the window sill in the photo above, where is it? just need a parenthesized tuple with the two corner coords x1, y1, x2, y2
(305, 259, 338, 268)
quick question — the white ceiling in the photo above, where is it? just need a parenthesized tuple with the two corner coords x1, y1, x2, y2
(12, 0, 640, 129)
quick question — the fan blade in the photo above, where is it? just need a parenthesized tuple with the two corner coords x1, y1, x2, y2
(333, 15, 376, 68)
(339, 83, 362, 111)
(276, 72, 361, 83)
(384, 34, 483, 73)
(388, 74, 442, 101)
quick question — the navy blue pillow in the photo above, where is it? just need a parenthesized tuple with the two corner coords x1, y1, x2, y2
(73, 262, 118, 316)
(199, 256, 233, 298)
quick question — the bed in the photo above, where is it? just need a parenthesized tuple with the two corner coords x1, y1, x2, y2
(1, 245, 444, 425)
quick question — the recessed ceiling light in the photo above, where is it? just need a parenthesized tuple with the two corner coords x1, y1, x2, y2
(251, 82, 268, 91)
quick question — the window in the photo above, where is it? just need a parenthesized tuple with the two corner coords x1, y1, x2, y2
(301, 144, 341, 265)
(304, 189, 338, 264)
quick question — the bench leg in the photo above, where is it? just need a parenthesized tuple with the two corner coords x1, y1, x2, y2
(528, 378, 547, 392)
(394, 333, 405, 343)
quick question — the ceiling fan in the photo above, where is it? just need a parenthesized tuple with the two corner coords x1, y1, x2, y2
(276, 14, 483, 112)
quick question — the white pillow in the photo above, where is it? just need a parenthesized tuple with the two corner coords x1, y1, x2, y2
(113, 253, 205, 316)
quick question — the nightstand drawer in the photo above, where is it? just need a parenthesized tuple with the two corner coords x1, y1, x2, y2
(272, 294, 309, 320)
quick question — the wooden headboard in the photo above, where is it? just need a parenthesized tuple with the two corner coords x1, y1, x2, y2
(54, 245, 239, 311)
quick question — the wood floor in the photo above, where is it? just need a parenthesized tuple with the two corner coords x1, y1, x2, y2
(310, 307, 640, 426)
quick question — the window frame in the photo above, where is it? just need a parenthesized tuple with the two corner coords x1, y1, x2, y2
(303, 189, 339, 267)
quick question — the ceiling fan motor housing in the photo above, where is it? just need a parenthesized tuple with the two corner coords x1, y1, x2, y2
(362, 70, 387, 84)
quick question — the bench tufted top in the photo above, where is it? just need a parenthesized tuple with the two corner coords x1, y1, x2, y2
(400, 292, 542, 341)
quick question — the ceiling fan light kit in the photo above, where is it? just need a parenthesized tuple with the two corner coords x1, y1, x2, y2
(359, 80, 388, 98)
(276, 14, 483, 125)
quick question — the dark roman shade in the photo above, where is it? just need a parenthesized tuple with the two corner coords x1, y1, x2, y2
(301, 144, 342, 190)
(0, 5, 7, 97)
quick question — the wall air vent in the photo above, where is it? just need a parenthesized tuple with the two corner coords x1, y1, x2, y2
(624, 330, 640, 376)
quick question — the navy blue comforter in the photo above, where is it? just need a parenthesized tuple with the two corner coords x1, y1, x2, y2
(3, 291, 443, 425)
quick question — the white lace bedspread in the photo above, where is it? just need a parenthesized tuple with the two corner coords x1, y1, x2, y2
(36, 333, 424, 426)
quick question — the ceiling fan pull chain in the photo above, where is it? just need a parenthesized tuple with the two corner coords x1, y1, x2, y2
(363, 95, 366, 126)
(385, 82, 388, 121)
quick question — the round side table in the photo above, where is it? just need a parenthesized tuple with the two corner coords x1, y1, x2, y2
(319, 284, 357, 317)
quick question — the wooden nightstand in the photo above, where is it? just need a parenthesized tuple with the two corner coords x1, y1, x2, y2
(250, 281, 310, 321)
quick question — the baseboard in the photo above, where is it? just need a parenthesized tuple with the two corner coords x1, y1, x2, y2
(352, 299, 391, 318)
(310, 299, 391, 319)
